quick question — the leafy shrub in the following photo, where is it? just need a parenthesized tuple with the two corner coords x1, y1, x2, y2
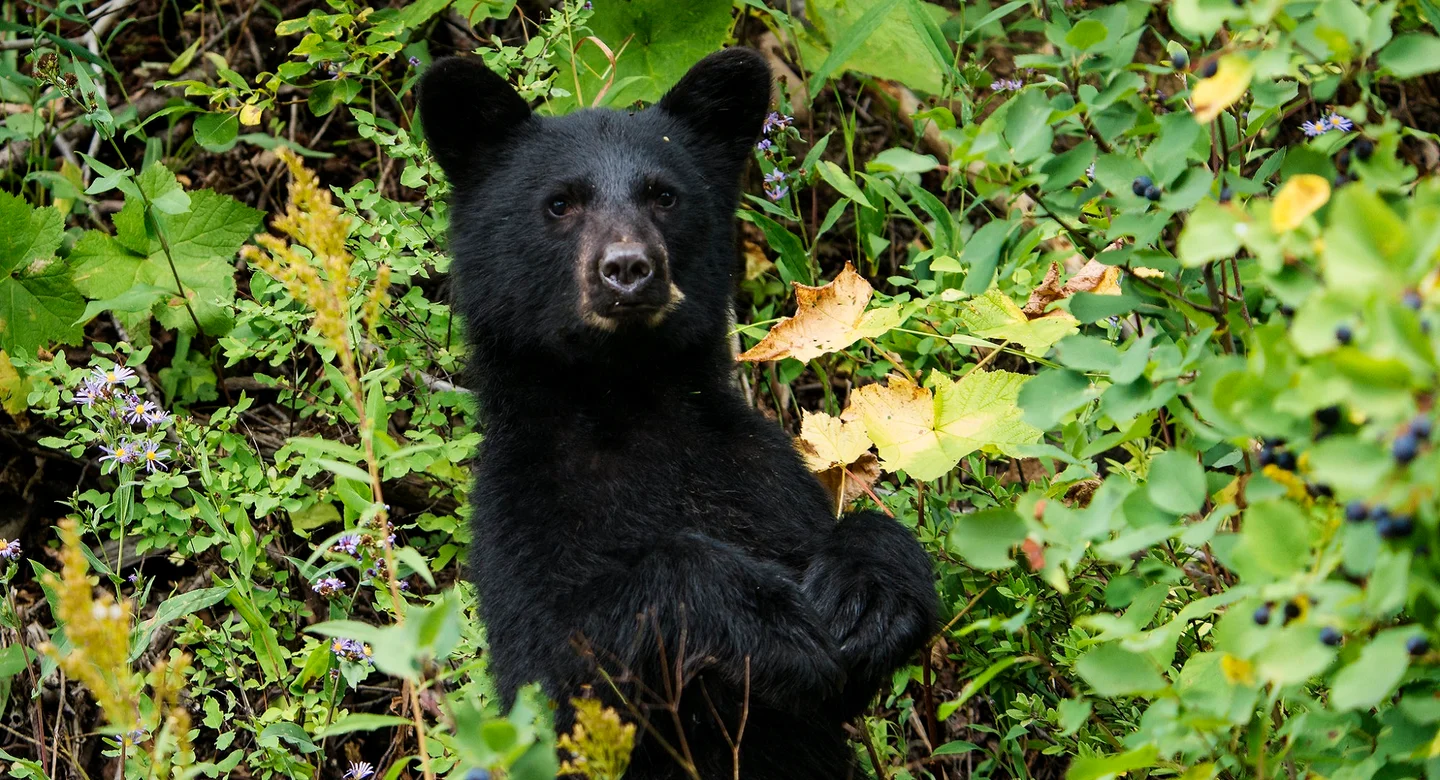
(3, 0, 1440, 778)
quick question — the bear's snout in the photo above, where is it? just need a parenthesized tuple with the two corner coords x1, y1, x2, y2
(583, 239, 679, 328)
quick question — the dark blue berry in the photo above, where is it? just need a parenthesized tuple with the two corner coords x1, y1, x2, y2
(1345, 501, 1368, 522)
(1307, 482, 1333, 499)
(1132, 176, 1153, 196)
(1316, 406, 1341, 427)
(1201, 59, 1219, 77)
(1258, 447, 1275, 467)
(1253, 603, 1273, 625)
(1394, 432, 1420, 464)
(1144, 184, 1163, 201)
(1411, 416, 1433, 440)
(1218, 185, 1233, 203)
(1335, 324, 1353, 345)
(1283, 601, 1302, 624)
(1354, 138, 1374, 160)
(1404, 290, 1424, 310)
(1279, 304, 1296, 318)
(1172, 51, 1189, 69)
(1262, 437, 1285, 449)
(1379, 515, 1414, 539)
(1274, 450, 1297, 471)
(1408, 635, 1430, 656)
(1320, 626, 1343, 646)
(465, 769, 492, 780)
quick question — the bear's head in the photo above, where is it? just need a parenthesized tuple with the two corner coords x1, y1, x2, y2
(419, 49, 771, 367)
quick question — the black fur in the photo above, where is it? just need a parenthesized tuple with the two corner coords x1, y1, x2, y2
(420, 48, 939, 779)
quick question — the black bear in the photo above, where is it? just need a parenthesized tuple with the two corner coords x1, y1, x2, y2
(418, 48, 939, 779)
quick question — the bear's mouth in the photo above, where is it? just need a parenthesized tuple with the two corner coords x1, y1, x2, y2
(582, 282, 686, 331)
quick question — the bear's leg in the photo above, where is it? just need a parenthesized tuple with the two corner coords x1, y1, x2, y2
(571, 531, 847, 716)
(802, 510, 939, 719)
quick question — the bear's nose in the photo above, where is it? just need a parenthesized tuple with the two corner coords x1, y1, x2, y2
(598, 243, 655, 297)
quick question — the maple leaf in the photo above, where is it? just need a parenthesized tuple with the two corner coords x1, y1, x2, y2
(844, 371, 1042, 481)
(795, 410, 880, 516)
(738, 263, 902, 363)
(961, 289, 1078, 354)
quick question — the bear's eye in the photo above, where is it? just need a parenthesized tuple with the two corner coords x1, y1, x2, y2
(654, 190, 677, 209)
(547, 198, 571, 218)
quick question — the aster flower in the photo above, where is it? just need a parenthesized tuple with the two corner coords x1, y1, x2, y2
(91, 365, 135, 388)
(762, 170, 789, 201)
(74, 378, 107, 407)
(312, 577, 346, 597)
(761, 112, 792, 135)
(137, 440, 170, 473)
(1301, 120, 1324, 137)
(0, 539, 20, 561)
(1086, 162, 1096, 180)
(124, 396, 159, 426)
(330, 637, 373, 664)
(333, 534, 362, 555)
(142, 407, 174, 428)
(344, 762, 375, 780)
(990, 78, 1023, 92)
(1327, 113, 1354, 132)
(756, 138, 773, 153)
(100, 440, 137, 466)
(408, 56, 421, 67)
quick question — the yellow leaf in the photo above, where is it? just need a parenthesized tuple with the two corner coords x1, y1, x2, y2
(239, 102, 263, 126)
(1132, 266, 1165, 279)
(844, 370, 1042, 481)
(1220, 653, 1255, 685)
(738, 263, 901, 363)
(796, 410, 872, 472)
(0, 350, 30, 419)
(1270, 174, 1331, 233)
(963, 288, 1078, 354)
(1192, 55, 1253, 124)
(741, 240, 774, 281)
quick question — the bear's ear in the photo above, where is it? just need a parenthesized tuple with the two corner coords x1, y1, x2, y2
(418, 57, 532, 181)
(657, 48, 772, 167)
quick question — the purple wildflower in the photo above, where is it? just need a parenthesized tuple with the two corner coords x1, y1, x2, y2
(408, 56, 421, 67)
(990, 79, 1023, 92)
(0, 540, 20, 561)
(1086, 162, 1096, 180)
(333, 534, 362, 555)
(91, 365, 135, 388)
(583, 1, 593, 8)
(762, 170, 789, 201)
(137, 440, 169, 473)
(313, 577, 346, 597)
(124, 396, 158, 426)
(142, 407, 173, 427)
(762, 112, 792, 135)
(344, 763, 375, 780)
(756, 138, 773, 153)
(1301, 120, 1323, 137)
(1327, 113, 1354, 132)
(100, 439, 137, 466)
(74, 378, 107, 407)
(331, 638, 373, 664)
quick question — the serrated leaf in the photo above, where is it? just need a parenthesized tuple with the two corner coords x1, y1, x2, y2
(70, 189, 262, 335)
(738, 263, 902, 362)
(796, 410, 872, 471)
(845, 371, 1040, 481)
(565, 0, 735, 107)
(0, 192, 84, 355)
(961, 289, 1078, 354)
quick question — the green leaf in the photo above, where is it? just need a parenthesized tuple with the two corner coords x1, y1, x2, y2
(193, 112, 240, 153)
(1177, 199, 1242, 267)
(138, 162, 191, 215)
(70, 189, 262, 335)
(1377, 33, 1440, 78)
(867, 148, 940, 175)
(817, 161, 874, 209)
(1075, 644, 1168, 696)
(129, 586, 232, 662)
(1002, 88, 1055, 164)
(1147, 449, 1206, 515)
(1065, 19, 1109, 51)
(76, 283, 173, 325)
(960, 221, 1015, 294)
(1018, 369, 1094, 429)
(960, 289, 1077, 353)
(804, 0, 947, 94)
(1226, 500, 1313, 584)
(931, 740, 980, 756)
(308, 78, 363, 116)
(565, 0, 734, 107)
(946, 508, 1025, 570)
(315, 713, 412, 738)
(0, 192, 84, 355)
(1329, 629, 1412, 711)
(808, 0, 902, 93)
(1066, 746, 1160, 780)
